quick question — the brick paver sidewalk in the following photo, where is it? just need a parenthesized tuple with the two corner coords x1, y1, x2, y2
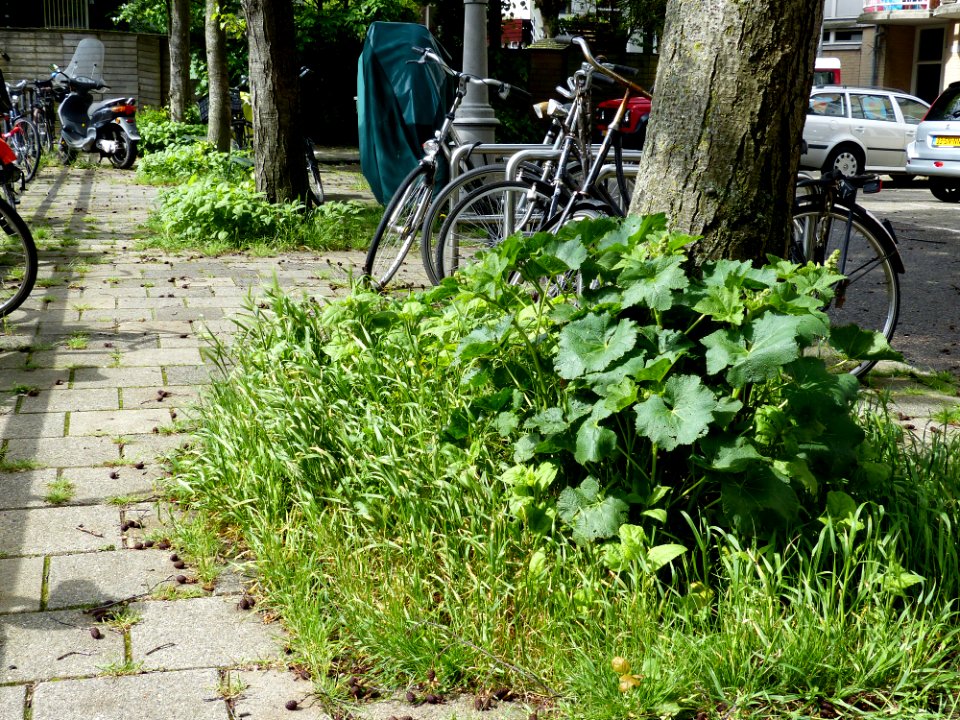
(0, 165, 514, 720)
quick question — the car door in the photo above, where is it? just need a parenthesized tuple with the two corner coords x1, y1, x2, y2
(893, 95, 928, 157)
(804, 91, 849, 167)
(848, 92, 906, 170)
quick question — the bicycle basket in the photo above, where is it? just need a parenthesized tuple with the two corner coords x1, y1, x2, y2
(196, 89, 244, 123)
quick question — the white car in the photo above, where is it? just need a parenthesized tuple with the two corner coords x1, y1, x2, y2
(905, 81, 960, 202)
(801, 86, 929, 177)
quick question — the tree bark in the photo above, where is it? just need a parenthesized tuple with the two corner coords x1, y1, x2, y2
(244, 0, 304, 203)
(205, 0, 232, 151)
(628, 0, 823, 263)
(168, 0, 191, 122)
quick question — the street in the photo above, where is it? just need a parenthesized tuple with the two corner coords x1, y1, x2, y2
(858, 180, 960, 376)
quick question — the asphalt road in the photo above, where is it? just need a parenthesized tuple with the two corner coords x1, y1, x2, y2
(859, 179, 960, 376)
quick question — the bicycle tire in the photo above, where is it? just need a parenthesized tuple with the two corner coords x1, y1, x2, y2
(0, 196, 38, 318)
(305, 140, 324, 208)
(791, 194, 901, 377)
(434, 180, 553, 280)
(11, 119, 41, 182)
(420, 162, 547, 285)
(364, 163, 433, 290)
(33, 108, 55, 153)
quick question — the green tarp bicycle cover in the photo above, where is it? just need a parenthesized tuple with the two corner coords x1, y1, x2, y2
(357, 22, 452, 206)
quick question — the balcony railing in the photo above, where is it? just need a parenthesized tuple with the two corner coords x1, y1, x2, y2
(862, 0, 934, 9)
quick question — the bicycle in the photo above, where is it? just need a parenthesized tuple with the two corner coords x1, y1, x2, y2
(791, 170, 903, 377)
(31, 78, 58, 153)
(1, 74, 41, 185)
(0, 154, 38, 317)
(434, 36, 647, 280)
(299, 68, 324, 208)
(362, 46, 525, 291)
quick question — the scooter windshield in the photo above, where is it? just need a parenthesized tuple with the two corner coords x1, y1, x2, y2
(65, 38, 105, 83)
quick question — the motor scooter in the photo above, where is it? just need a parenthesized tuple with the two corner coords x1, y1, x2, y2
(52, 38, 139, 169)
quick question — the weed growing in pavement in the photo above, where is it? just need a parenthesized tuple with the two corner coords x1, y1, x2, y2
(165, 216, 960, 718)
(98, 659, 144, 677)
(44, 477, 76, 505)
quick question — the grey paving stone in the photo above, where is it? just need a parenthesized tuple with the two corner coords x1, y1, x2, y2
(130, 596, 281, 670)
(0, 469, 59, 509)
(85, 308, 154, 323)
(0, 369, 70, 393)
(68, 409, 173, 437)
(30, 668, 228, 720)
(154, 307, 222, 322)
(47, 548, 178, 609)
(0, 609, 125, 683)
(122, 386, 200, 411)
(120, 433, 186, 462)
(123, 347, 204, 367)
(232, 669, 326, 719)
(19, 387, 121, 413)
(4, 434, 120, 467)
(0, 684, 25, 720)
(163, 365, 219, 386)
(0, 505, 121, 555)
(73, 366, 165, 389)
(28, 349, 122, 370)
(0, 556, 44, 612)
(0, 411, 67, 439)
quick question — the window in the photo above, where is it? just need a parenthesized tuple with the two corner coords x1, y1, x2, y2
(822, 29, 863, 46)
(823, 0, 862, 20)
(809, 93, 847, 117)
(895, 97, 929, 124)
(850, 94, 895, 121)
(43, 0, 89, 29)
(925, 85, 960, 122)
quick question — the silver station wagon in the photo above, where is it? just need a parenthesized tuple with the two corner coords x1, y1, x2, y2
(905, 82, 960, 202)
(801, 86, 929, 177)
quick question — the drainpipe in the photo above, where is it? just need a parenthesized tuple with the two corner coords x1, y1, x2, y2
(871, 25, 885, 86)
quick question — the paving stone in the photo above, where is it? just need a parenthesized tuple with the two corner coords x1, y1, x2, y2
(84, 308, 154, 323)
(73, 366, 165, 389)
(28, 349, 122, 370)
(0, 411, 67, 439)
(30, 668, 228, 720)
(0, 556, 45, 612)
(122, 347, 204, 367)
(3, 371, 73, 398)
(120, 433, 186, 462)
(0, 505, 121, 555)
(4, 434, 120, 467)
(154, 307, 223, 322)
(0, 684, 25, 720)
(0, 469, 59, 509)
(19, 387, 121, 413)
(68, 409, 173, 437)
(130, 596, 281, 670)
(116, 296, 186, 309)
(47, 548, 177, 609)
(163, 365, 219, 386)
(0, 609, 125, 683)
(122, 385, 200, 411)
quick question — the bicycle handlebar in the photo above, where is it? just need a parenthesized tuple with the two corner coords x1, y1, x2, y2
(571, 36, 650, 98)
(410, 46, 529, 100)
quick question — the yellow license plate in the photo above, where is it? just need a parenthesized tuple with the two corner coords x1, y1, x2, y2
(934, 136, 960, 147)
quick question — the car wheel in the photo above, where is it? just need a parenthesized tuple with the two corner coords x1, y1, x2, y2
(823, 145, 864, 177)
(930, 177, 960, 203)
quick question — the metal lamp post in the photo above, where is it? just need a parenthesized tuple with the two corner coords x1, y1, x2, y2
(453, 0, 500, 143)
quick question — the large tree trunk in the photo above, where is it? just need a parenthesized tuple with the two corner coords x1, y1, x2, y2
(244, 0, 304, 203)
(205, 0, 232, 151)
(168, 0, 191, 122)
(628, 0, 822, 263)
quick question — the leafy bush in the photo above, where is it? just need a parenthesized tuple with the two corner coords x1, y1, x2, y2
(167, 216, 960, 716)
(152, 175, 302, 249)
(137, 106, 207, 155)
(137, 143, 252, 185)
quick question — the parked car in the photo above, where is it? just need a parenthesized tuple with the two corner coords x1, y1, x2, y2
(801, 86, 929, 177)
(905, 81, 960, 202)
(595, 95, 652, 149)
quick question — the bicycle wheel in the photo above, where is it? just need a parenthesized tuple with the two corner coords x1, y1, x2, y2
(305, 140, 324, 208)
(364, 163, 433, 290)
(792, 195, 901, 377)
(0, 197, 38, 318)
(435, 180, 553, 280)
(11, 119, 41, 182)
(421, 162, 551, 285)
(32, 108, 54, 153)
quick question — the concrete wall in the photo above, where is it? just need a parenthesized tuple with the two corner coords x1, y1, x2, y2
(0, 29, 168, 107)
(883, 25, 917, 93)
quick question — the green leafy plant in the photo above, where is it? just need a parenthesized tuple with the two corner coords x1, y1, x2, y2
(137, 107, 208, 155)
(137, 143, 252, 185)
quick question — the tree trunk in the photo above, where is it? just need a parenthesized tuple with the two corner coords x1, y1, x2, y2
(628, 0, 823, 263)
(205, 0, 232, 151)
(168, 0, 191, 122)
(244, 0, 304, 203)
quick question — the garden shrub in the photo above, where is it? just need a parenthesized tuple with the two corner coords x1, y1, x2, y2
(137, 143, 252, 185)
(137, 106, 207, 155)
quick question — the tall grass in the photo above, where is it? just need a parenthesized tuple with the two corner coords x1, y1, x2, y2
(166, 282, 960, 718)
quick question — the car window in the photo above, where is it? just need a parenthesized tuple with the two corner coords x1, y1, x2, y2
(896, 97, 928, 125)
(926, 86, 960, 121)
(809, 93, 846, 117)
(850, 94, 895, 121)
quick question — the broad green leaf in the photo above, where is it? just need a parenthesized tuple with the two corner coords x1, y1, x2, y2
(721, 472, 800, 531)
(524, 407, 569, 435)
(598, 378, 638, 412)
(646, 543, 687, 570)
(597, 214, 666, 252)
(575, 413, 618, 464)
(528, 549, 547, 578)
(495, 411, 519, 437)
(691, 284, 746, 325)
(555, 313, 638, 379)
(702, 313, 804, 386)
(513, 433, 539, 462)
(557, 478, 628, 544)
(773, 458, 818, 495)
(619, 255, 689, 311)
(830, 324, 903, 361)
(825, 490, 858, 521)
(634, 375, 719, 451)
(876, 560, 924, 594)
(543, 236, 589, 272)
(641, 508, 667, 523)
